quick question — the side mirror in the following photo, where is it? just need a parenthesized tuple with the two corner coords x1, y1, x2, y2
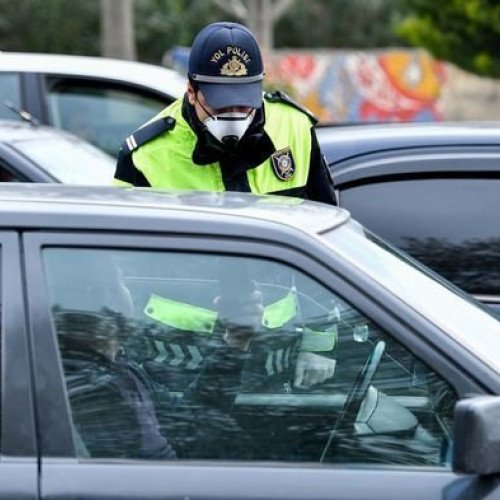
(453, 396, 500, 475)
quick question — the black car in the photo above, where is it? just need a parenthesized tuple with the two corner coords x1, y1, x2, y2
(1, 184, 500, 499)
(0, 119, 115, 184)
(318, 122, 500, 314)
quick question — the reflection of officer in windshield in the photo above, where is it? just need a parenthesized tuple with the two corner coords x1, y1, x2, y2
(144, 257, 337, 392)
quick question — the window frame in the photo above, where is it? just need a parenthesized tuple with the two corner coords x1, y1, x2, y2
(0, 231, 38, 456)
(0, 231, 38, 500)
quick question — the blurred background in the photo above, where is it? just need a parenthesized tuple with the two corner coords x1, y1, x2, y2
(0, 0, 499, 124)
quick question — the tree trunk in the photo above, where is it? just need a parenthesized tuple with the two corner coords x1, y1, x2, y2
(213, 0, 294, 54)
(101, 0, 136, 60)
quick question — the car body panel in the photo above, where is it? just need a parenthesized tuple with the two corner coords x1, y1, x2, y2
(317, 122, 500, 164)
(39, 460, 479, 500)
(0, 120, 115, 184)
(0, 52, 186, 98)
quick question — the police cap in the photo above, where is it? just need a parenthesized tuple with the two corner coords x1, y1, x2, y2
(188, 22, 264, 109)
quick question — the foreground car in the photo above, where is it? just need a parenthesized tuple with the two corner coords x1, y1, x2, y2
(318, 122, 500, 314)
(0, 52, 185, 156)
(0, 120, 115, 184)
(1, 185, 500, 499)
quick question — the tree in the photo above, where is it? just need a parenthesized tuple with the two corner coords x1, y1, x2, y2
(212, 0, 295, 52)
(0, 0, 408, 63)
(0, 0, 100, 55)
(101, 0, 136, 60)
(274, 0, 407, 49)
(397, 0, 500, 78)
(134, 0, 229, 63)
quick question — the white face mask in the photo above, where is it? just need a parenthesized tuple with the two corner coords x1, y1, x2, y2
(203, 111, 254, 145)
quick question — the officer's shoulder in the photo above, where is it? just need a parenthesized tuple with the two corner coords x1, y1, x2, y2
(121, 116, 176, 155)
(264, 90, 317, 124)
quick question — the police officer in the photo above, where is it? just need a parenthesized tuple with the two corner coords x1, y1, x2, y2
(114, 21, 336, 205)
(114, 21, 337, 388)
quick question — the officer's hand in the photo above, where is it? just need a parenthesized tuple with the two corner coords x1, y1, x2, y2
(215, 289, 264, 351)
(294, 352, 336, 388)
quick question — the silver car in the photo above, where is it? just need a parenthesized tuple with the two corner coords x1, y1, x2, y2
(1, 185, 499, 499)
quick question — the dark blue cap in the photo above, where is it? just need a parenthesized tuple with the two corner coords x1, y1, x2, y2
(188, 22, 264, 109)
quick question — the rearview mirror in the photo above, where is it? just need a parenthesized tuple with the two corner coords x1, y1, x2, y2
(453, 396, 500, 475)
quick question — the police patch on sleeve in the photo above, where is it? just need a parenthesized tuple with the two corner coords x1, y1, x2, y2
(271, 147, 295, 181)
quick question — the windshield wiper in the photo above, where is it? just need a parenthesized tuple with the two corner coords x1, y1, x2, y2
(0, 100, 40, 126)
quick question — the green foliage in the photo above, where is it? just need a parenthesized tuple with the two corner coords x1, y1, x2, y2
(134, 0, 231, 63)
(397, 0, 500, 77)
(0, 0, 408, 62)
(275, 0, 407, 48)
(0, 0, 100, 55)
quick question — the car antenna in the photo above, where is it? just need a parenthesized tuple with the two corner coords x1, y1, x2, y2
(0, 100, 40, 126)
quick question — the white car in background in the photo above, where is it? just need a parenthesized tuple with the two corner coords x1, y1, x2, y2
(0, 52, 185, 156)
(0, 119, 115, 184)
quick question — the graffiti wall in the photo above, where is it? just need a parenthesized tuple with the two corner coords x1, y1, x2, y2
(167, 47, 448, 123)
(265, 50, 447, 123)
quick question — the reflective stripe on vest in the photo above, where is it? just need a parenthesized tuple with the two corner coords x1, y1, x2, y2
(262, 290, 297, 329)
(143, 290, 335, 352)
(131, 98, 313, 194)
(299, 326, 338, 352)
(145, 294, 217, 335)
(144, 290, 297, 334)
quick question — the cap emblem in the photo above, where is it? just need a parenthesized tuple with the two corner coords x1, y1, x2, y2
(220, 56, 248, 76)
(271, 148, 295, 181)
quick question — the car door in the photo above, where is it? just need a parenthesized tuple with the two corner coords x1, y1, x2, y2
(0, 232, 38, 499)
(332, 147, 500, 316)
(23, 230, 500, 500)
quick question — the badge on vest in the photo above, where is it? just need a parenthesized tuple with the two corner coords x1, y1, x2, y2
(271, 147, 295, 181)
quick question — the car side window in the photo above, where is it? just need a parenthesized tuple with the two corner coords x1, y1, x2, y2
(44, 247, 457, 466)
(0, 164, 22, 182)
(46, 79, 168, 156)
(340, 177, 500, 298)
(0, 74, 22, 121)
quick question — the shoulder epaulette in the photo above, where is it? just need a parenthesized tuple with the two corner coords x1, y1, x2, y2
(263, 90, 318, 124)
(121, 116, 176, 155)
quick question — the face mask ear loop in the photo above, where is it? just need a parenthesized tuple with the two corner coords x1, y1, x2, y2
(195, 92, 216, 121)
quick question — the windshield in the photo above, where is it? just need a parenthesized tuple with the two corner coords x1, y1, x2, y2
(14, 133, 115, 185)
(323, 220, 500, 372)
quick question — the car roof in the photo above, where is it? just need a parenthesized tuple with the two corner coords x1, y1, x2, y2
(0, 184, 348, 235)
(0, 52, 186, 99)
(318, 121, 500, 164)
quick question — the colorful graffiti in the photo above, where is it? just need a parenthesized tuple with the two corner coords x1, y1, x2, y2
(265, 50, 447, 123)
(167, 47, 447, 123)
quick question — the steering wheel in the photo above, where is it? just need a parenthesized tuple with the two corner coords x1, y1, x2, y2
(320, 340, 386, 462)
